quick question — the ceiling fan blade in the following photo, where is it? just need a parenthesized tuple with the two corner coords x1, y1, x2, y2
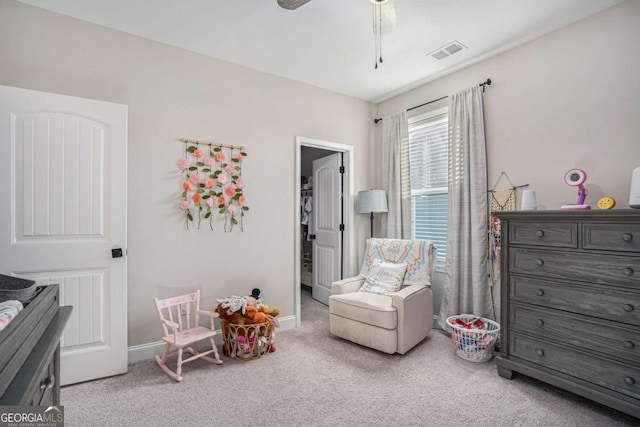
(277, 0, 313, 10)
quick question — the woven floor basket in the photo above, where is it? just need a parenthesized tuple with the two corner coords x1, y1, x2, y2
(221, 320, 274, 361)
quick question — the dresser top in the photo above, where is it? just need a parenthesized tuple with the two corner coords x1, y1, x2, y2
(493, 209, 640, 221)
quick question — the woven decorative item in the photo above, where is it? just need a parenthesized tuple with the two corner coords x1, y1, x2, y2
(488, 172, 517, 285)
(221, 321, 273, 361)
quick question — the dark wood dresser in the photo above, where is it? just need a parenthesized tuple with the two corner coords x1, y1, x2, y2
(494, 210, 640, 418)
(0, 284, 71, 405)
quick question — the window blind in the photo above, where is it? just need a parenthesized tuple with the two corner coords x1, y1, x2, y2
(408, 110, 449, 260)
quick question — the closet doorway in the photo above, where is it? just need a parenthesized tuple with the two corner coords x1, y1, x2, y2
(295, 137, 354, 326)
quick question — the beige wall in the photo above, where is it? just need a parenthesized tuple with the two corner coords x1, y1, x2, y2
(0, 0, 374, 346)
(377, 0, 640, 319)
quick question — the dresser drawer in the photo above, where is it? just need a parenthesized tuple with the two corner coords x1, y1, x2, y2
(510, 333, 640, 400)
(583, 223, 640, 253)
(510, 303, 640, 364)
(510, 276, 640, 325)
(510, 248, 640, 289)
(509, 221, 577, 248)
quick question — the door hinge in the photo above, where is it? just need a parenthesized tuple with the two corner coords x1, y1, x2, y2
(339, 166, 345, 173)
(339, 224, 345, 231)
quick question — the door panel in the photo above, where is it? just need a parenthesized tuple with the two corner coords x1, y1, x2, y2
(312, 153, 342, 305)
(0, 85, 127, 385)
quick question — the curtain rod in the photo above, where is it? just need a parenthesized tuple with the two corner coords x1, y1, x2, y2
(179, 138, 244, 150)
(373, 78, 492, 123)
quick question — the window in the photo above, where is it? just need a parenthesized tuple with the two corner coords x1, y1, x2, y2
(408, 107, 448, 264)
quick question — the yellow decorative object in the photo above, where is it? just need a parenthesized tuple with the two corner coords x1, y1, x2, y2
(597, 197, 616, 210)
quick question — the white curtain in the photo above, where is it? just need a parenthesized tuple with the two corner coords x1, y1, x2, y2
(438, 86, 494, 327)
(381, 111, 411, 239)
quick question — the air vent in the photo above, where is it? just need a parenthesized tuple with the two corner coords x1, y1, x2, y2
(427, 40, 467, 60)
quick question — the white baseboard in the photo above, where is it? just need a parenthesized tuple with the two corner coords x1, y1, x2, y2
(127, 315, 297, 364)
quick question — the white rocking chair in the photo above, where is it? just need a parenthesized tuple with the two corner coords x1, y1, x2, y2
(153, 290, 223, 381)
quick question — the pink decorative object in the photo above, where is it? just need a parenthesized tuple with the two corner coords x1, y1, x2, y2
(178, 141, 248, 231)
(177, 158, 190, 170)
(189, 173, 201, 184)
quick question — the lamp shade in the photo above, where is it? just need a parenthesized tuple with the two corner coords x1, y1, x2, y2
(356, 190, 388, 213)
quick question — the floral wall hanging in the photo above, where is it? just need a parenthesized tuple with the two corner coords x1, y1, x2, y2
(177, 138, 249, 231)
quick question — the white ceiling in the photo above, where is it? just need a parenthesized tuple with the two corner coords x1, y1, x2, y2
(18, 0, 624, 102)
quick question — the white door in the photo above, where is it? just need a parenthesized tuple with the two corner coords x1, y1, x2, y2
(0, 85, 128, 385)
(312, 153, 343, 305)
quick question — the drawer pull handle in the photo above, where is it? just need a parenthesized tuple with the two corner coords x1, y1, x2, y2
(536, 230, 545, 238)
(536, 258, 544, 267)
(624, 340, 635, 349)
(624, 267, 634, 276)
(624, 377, 635, 386)
(536, 319, 544, 326)
(535, 349, 545, 357)
(623, 233, 633, 243)
(536, 289, 545, 296)
(40, 374, 55, 390)
(623, 304, 635, 313)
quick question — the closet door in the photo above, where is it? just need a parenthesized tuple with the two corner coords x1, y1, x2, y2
(312, 153, 342, 305)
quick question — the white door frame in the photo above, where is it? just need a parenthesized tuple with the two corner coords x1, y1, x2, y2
(295, 136, 355, 327)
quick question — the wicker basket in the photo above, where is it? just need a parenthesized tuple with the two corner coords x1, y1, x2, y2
(221, 320, 274, 361)
(446, 314, 500, 363)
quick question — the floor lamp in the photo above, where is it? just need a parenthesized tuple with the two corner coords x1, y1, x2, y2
(356, 190, 388, 238)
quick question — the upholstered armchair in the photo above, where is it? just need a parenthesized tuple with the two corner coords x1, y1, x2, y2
(329, 238, 436, 355)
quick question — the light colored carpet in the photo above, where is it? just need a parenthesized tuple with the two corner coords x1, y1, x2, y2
(62, 288, 638, 426)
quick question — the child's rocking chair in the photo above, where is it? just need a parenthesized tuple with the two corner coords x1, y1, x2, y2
(153, 290, 223, 381)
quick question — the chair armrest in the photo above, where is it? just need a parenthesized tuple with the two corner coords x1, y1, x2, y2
(161, 319, 179, 329)
(392, 285, 433, 355)
(331, 276, 365, 295)
(197, 309, 219, 318)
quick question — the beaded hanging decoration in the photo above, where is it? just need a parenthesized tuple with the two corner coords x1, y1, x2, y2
(488, 172, 517, 285)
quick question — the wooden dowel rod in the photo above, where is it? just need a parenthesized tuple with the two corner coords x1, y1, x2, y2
(179, 138, 244, 150)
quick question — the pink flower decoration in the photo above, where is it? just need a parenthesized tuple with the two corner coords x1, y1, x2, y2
(205, 178, 215, 188)
(180, 200, 190, 210)
(225, 186, 236, 197)
(193, 149, 203, 158)
(217, 173, 228, 185)
(206, 198, 214, 207)
(192, 193, 202, 203)
(183, 180, 194, 191)
(189, 173, 201, 184)
(236, 177, 245, 188)
(239, 195, 246, 205)
(227, 204, 236, 214)
(225, 164, 236, 175)
(203, 156, 214, 166)
(215, 152, 225, 163)
(177, 158, 190, 170)
(237, 154, 244, 162)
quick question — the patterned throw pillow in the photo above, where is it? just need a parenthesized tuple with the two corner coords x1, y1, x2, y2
(359, 259, 408, 296)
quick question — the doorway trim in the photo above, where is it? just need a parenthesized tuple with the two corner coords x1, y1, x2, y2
(295, 136, 355, 327)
